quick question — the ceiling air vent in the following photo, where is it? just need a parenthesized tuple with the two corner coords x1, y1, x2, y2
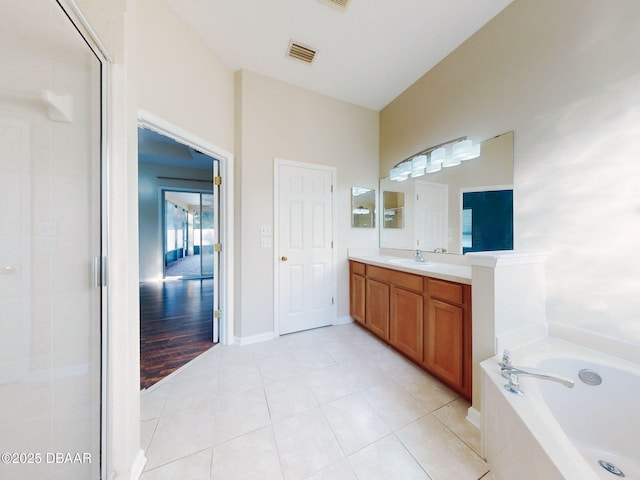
(320, 0, 351, 10)
(287, 41, 317, 64)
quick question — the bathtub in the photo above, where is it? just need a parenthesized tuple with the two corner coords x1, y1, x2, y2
(481, 337, 640, 480)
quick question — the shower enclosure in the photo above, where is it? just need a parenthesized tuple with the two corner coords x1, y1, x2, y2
(0, 1, 104, 478)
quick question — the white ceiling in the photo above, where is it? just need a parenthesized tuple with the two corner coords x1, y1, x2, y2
(164, 0, 513, 111)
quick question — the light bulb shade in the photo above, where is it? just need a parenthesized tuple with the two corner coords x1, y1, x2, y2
(430, 147, 446, 165)
(452, 140, 473, 160)
(443, 155, 461, 168)
(390, 162, 411, 181)
(412, 154, 427, 170)
(426, 160, 442, 173)
(389, 166, 403, 181)
(399, 161, 412, 176)
(411, 154, 427, 177)
(461, 143, 481, 161)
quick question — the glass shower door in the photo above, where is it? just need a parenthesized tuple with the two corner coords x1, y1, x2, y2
(164, 191, 214, 279)
(200, 193, 215, 277)
(0, 1, 103, 478)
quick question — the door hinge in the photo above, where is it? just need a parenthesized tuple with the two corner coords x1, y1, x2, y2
(214, 310, 221, 319)
(331, 297, 334, 305)
(214, 176, 222, 186)
(331, 240, 334, 249)
(214, 243, 222, 252)
(330, 184, 334, 193)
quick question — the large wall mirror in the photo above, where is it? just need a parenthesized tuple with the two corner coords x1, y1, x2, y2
(380, 131, 514, 254)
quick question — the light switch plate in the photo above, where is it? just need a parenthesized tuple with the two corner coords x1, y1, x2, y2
(261, 237, 272, 248)
(260, 225, 272, 235)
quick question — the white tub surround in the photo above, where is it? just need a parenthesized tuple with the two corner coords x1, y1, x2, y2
(549, 321, 640, 366)
(347, 254, 471, 284)
(466, 251, 550, 416)
(481, 337, 640, 480)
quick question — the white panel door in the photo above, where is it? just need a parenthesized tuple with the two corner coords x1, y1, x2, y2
(277, 162, 334, 335)
(415, 181, 448, 251)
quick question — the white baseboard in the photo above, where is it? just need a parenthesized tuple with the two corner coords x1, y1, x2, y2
(234, 331, 275, 346)
(466, 406, 481, 430)
(333, 316, 354, 326)
(129, 448, 147, 480)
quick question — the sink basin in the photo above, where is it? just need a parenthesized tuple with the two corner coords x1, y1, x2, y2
(387, 258, 435, 267)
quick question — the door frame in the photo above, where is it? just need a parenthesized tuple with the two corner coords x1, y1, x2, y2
(54, 1, 113, 478)
(273, 158, 337, 336)
(138, 109, 235, 346)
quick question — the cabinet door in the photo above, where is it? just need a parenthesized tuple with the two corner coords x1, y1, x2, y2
(350, 273, 366, 325)
(390, 287, 424, 362)
(425, 299, 463, 388)
(366, 278, 390, 339)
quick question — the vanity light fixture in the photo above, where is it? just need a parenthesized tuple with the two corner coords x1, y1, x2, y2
(353, 206, 370, 214)
(443, 154, 462, 168)
(352, 187, 370, 196)
(430, 147, 446, 165)
(389, 136, 481, 181)
(426, 160, 442, 173)
(452, 139, 481, 161)
(411, 154, 427, 178)
(390, 161, 411, 181)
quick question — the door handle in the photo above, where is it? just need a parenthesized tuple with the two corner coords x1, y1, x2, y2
(281, 256, 288, 261)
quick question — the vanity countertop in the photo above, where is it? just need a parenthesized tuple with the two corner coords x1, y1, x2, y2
(348, 254, 472, 285)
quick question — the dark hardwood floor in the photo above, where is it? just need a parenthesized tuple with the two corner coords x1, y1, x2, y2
(139, 278, 216, 389)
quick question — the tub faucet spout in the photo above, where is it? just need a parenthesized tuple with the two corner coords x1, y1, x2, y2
(501, 365, 575, 388)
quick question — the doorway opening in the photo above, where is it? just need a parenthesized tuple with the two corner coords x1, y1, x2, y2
(138, 126, 221, 389)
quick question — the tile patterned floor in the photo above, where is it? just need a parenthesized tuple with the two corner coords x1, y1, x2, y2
(140, 323, 495, 480)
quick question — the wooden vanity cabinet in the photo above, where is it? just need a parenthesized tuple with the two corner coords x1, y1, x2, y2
(425, 278, 472, 398)
(365, 277, 390, 339)
(349, 261, 366, 325)
(364, 265, 424, 363)
(348, 260, 472, 399)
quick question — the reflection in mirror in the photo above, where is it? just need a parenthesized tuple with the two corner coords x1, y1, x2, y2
(380, 131, 514, 254)
(383, 191, 404, 228)
(351, 187, 376, 228)
(462, 188, 513, 253)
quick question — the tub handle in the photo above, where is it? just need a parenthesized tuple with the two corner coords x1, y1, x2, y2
(504, 373, 524, 396)
(500, 350, 512, 368)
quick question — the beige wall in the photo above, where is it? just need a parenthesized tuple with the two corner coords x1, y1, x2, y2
(137, 0, 234, 153)
(381, 0, 640, 346)
(78, 0, 236, 477)
(235, 70, 379, 338)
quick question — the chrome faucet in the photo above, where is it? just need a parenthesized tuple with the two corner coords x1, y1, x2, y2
(500, 350, 575, 390)
(414, 249, 426, 263)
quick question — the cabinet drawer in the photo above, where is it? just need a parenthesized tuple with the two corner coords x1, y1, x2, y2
(350, 261, 366, 276)
(427, 278, 464, 304)
(366, 265, 424, 293)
